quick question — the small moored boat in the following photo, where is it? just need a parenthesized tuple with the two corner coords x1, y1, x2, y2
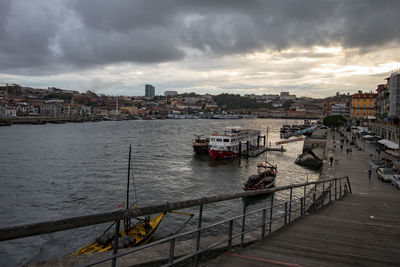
(243, 162, 277, 191)
(75, 212, 165, 254)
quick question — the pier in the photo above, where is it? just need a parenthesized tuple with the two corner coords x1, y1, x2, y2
(205, 129, 400, 266)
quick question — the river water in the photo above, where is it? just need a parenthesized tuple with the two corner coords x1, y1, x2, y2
(0, 118, 318, 266)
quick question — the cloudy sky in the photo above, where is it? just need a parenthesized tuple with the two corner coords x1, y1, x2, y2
(0, 0, 399, 98)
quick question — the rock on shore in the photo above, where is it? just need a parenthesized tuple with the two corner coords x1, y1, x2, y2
(295, 129, 327, 170)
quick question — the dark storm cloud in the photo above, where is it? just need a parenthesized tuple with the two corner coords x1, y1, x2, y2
(0, 0, 399, 74)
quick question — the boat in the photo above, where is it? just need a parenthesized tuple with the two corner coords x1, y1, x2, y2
(243, 162, 277, 191)
(75, 212, 165, 254)
(75, 145, 165, 255)
(209, 128, 261, 160)
(193, 135, 209, 155)
(243, 127, 278, 191)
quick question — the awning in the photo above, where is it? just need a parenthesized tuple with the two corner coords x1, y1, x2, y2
(378, 139, 399, 150)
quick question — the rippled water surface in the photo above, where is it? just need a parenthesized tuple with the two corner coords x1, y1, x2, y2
(0, 119, 318, 266)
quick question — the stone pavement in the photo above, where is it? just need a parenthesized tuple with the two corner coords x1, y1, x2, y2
(203, 130, 400, 266)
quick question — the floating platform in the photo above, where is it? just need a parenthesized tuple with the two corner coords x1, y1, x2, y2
(244, 146, 267, 157)
(266, 147, 286, 152)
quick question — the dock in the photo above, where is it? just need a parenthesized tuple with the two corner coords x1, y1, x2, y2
(266, 146, 286, 152)
(204, 129, 400, 266)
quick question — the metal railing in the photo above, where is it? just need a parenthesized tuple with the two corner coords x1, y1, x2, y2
(0, 176, 351, 266)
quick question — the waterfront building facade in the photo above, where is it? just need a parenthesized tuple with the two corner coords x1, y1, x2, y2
(375, 83, 390, 122)
(389, 70, 400, 119)
(145, 84, 155, 97)
(351, 92, 376, 121)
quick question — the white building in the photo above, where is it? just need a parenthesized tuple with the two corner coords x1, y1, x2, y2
(164, 91, 178, 97)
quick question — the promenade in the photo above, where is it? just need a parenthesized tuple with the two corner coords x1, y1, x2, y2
(204, 130, 400, 266)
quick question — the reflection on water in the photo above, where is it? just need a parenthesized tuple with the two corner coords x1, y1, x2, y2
(0, 118, 318, 266)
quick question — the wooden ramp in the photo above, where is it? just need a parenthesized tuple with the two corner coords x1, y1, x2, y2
(205, 193, 400, 267)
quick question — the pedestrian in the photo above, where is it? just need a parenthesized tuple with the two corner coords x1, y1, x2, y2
(329, 156, 334, 166)
(346, 139, 349, 145)
(346, 148, 349, 155)
(340, 144, 343, 152)
(350, 148, 352, 155)
(368, 169, 372, 180)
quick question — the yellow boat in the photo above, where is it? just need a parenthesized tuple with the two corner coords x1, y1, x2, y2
(75, 212, 165, 255)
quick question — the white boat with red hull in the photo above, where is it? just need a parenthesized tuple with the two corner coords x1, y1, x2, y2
(209, 128, 261, 160)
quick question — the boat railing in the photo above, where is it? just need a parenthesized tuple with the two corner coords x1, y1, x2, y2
(0, 176, 351, 267)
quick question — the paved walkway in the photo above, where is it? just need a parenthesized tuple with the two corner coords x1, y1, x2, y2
(204, 130, 400, 266)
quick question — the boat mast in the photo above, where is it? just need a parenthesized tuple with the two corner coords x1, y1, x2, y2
(125, 145, 132, 233)
(266, 126, 269, 162)
(127, 144, 131, 209)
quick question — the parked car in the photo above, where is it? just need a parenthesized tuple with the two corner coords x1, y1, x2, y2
(377, 168, 395, 182)
(391, 175, 400, 189)
(369, 160, 389, 172)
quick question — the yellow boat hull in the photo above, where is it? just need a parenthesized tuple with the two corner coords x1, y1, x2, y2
(75, 212, 165, 255)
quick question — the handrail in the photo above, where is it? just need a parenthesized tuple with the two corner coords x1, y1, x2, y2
(0, 176, 349, 242)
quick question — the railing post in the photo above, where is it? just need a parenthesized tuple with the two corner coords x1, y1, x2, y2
(300, 197, 304, 216)
(340, 179, 342, 199)
(111, 220, 120, 267)
(346, 176, 352, 194)
(228, 220, 233, 250)
(284, 202, 288, 225)
(329, 182, 332, 203)
(288, 188, 292, 222)
(269, 193, 274, 234)
(194, 204, 203, 267)
(322, 181, 325, 207)
(335, 179, 337, 201)
(168, 238, 175, 265)
(261, 209, 266, 239)
(241, 197, 247, 247)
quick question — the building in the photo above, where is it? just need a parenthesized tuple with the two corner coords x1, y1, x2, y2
(145, 84, 155, 97)
(325, 98, 351, 119)
(280, 92, 296, 100)
(351, 91, 376, 121)
(164, 91, 177, 97)
(389, 70, 400, 119)
(375, 83, 390, 122)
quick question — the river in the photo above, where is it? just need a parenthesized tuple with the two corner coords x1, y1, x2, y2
(0, 118, 318, 266)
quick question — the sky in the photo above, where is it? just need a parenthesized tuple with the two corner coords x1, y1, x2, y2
(0, 0, 399, 98)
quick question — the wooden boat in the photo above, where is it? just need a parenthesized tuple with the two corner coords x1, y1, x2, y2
(243, 162, 277, 191)
(75, 145, 165, 255)
(75, 212, 165, 254)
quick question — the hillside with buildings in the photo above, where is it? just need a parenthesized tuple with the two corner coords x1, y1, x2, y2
(1, 71, 400, 124)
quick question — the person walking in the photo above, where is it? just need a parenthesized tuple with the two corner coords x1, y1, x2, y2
(329, 156, 334, 166)
(368, 169, 372, 180)
(340, 144, 343, 152)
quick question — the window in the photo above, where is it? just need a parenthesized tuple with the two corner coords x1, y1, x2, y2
(224, 139, 229, 142)
(216, 138, 222, 142)
(210, 138, 215, 142)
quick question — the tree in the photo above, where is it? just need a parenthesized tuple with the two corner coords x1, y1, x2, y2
(323, 115, 347, 128)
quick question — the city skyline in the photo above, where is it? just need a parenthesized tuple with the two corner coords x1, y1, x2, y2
(0, 0, 399, 97)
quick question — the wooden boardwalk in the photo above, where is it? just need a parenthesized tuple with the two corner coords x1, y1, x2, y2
(204, 130, 400, 266)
